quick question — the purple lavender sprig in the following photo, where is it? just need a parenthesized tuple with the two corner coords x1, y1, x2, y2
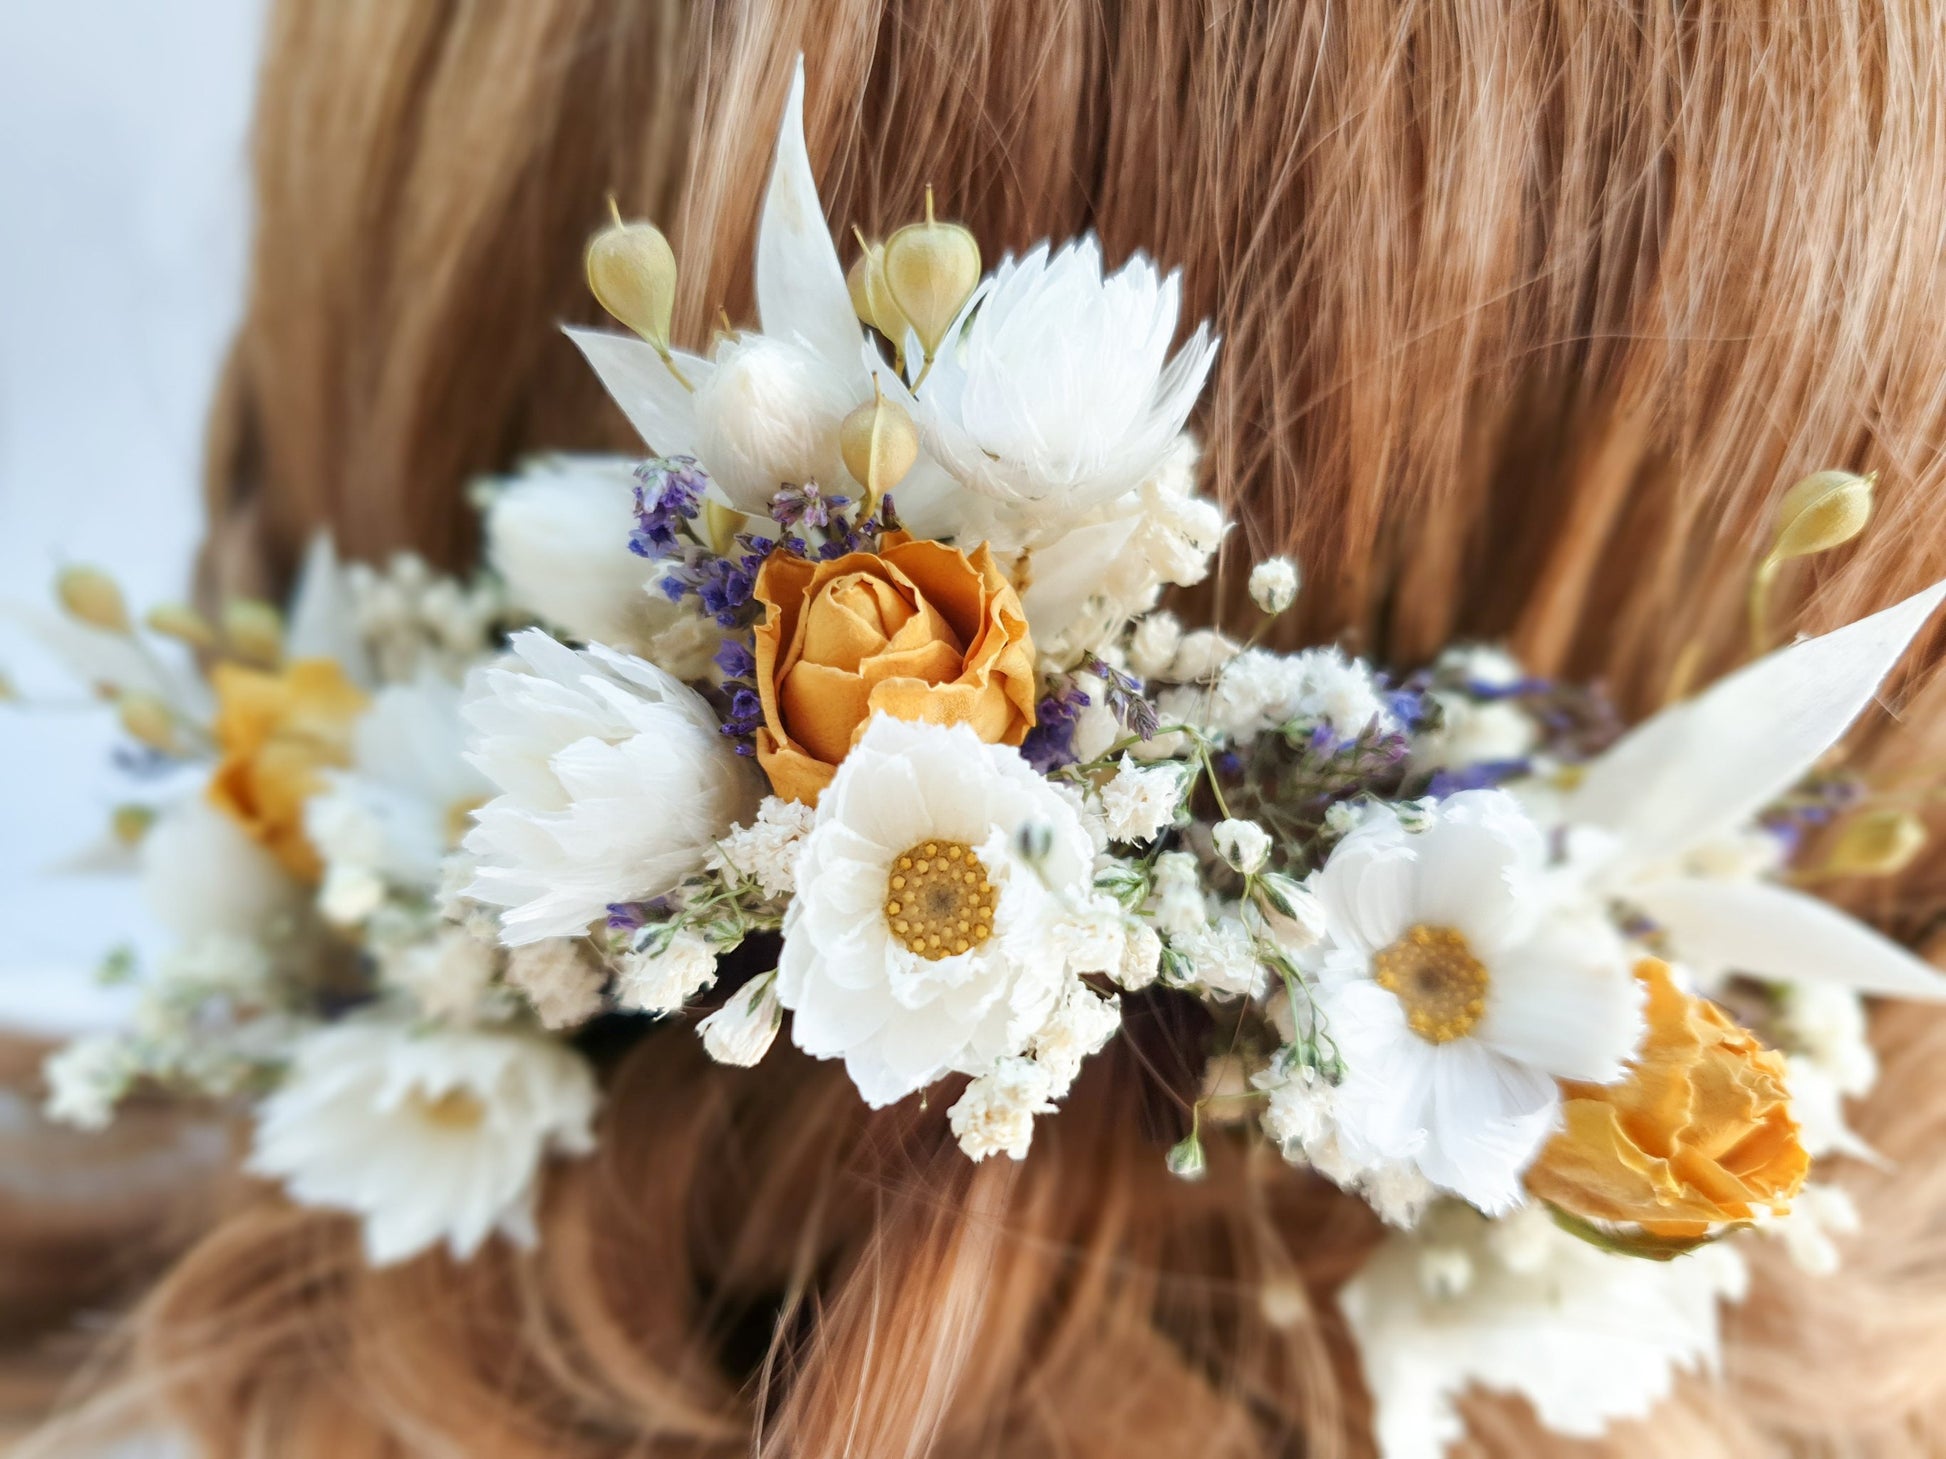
(1022, 679, 1092, 773)
(1083, 654, 1160, 742)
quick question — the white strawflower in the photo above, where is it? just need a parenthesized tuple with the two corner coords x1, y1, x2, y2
(1127, 611, 1184, 680)
(1029, 981, 1122, 1095)
(908, 237, 1217, 528)
(1096, 756, 1186, 845)
(948, 1056, 1057, 1161)
(504, 938, 605, 1029)
(1211, 646, 1397, 742)
(707, 795, 817, 899)
(306, 675, 492, 923)
(1117, 921, 1163, 991)
(1341, 1204, 1748, 1459)
(1248, 557, 1301, 615)
(1213, 818, 1272, 874)
(691, 334, 856, 514)
(777, 716, 1099, 1107)
(43, 1034, 133, 1130)
(1170, 916, 1264, 998)
(462, 630, 757, 944)
(484, 455, 705, 659)
(699, 973, 783, 1067)
(1311, 791, 1644, 1214)
(615, 931, 718, 1015)
(248, 1018, 598, 1265)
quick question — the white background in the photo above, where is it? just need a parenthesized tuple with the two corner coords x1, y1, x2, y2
(0, 2, 264, 1034)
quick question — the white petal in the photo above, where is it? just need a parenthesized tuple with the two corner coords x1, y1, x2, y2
(754, 59, 863, 376)
(565, 327, 711, 457)
(1418, 1042, 1557, 1214)
(1473, 923, 1644, 1082)
(284, 535, 375, 685)
(1630, 876, 1946, 999)
(1409, 793, 1543, 954)
(1569, 580, 1946, 875)
(1317, 823, 1415, 955)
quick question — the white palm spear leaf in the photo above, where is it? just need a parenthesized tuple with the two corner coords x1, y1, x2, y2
(1565, 579, 1946, 997)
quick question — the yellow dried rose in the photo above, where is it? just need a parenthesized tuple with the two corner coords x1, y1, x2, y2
(1526, 960, 1808, 1238)
(751, 531, 1036, 803)
(207, 658, 369, 882)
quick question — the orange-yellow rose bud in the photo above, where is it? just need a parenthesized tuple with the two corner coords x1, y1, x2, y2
(207, 658, 369, 882)
(1527, 960, 1808, 1238)
(751, 532, 1036, 803)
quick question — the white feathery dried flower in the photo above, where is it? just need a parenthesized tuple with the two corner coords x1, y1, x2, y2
(504, 939, 606, 1030)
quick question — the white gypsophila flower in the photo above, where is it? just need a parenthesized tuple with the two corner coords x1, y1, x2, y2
(1029, 981, 1122, 1096)
(248, 1017, 598, 1265)
(1248, 557, 1301, 615)
(900, 237, 1217, 531)
(378, 925, 503, 1023)
(484, 454, 715, 673)
(1128, 611, 1184, 681)
(1167, 628, 1241, 684)
(1149, 850, 1207, 937)
(462, 630, 757, 944)
(1257, 1057, 1337, 1154)
(1170, 916, 1264, 998)
(1213, 818, 1272, 875)
(503, 938, 606, 1030)
(699, 973, 783, 1067)
(1096, 756, 1186, 845)
(141, 794, 304, 943)
(42, 1034, 134, 1130)
(1117, 921, 1164, 991)
(777, 716, 1102, 1107)
(707, 795, 817, 899)
(1310, 791, 1644, 1215)
(306, 675, 492, 925)
(1252, 873, 1330, 961)
(1435, 644, 1527, 691)
(1210, 646, 1397, 743)
(335, 549, 504, 685)
(615, 931, 718, 1015)
(1340, 1202, 1747, 1459)
(948, 1056, 1058, 1161)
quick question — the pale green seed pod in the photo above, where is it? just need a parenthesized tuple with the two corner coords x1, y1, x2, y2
(223, 599, 284, 668)
(111, 803, 157, 848)
(586, 202, 679, 353)
(0, 668, 15, 703)
(117, 692, 178, 753)
(1824, 807, 1927, 877)
(882, 189, 981, 358)
(56, 566, 131, 634)
(145, 602, 217, 651)
(1770, 469, 1875, 564)
(847, 238, 911, 342)
(839, 386, 920, 514)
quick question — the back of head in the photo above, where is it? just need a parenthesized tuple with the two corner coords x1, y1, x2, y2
(117, 2, 1946, 1455)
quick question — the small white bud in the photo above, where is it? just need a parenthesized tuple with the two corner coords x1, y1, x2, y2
(1166, 1131, 1208, 1181)
(1247, 557, 1301, 615)
(1212, 818, 1272, 875)
(698, 973, 783, 1067)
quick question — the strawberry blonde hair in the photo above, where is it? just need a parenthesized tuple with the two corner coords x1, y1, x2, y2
(62, 1, 1946, 1454)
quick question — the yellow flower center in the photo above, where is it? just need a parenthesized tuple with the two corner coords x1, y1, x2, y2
(1373, 924, 1489, 1044)
(884, 840, 996, 960)
(413, 1088, 488, 1131)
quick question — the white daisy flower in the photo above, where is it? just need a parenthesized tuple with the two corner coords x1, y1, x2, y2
(898, 237, 1216, 529)
(1310, 790, 1643, 1214)
(247, 1017, 598, 1265)
(776, 715, 1097, 1107)
(461, 630, 758, 944)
